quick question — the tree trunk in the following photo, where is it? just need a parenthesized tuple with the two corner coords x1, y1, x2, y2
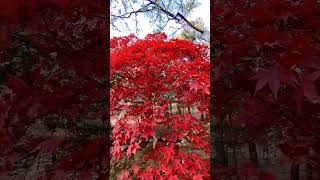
(233, 141, 238, 167)
(177, 103, 182, 114)
(201, 113, 205, 121)
(305, 162, 312, 180)
(290, 161, 299, 180)
(248, 142, 259, 167)
(214, 121, 228, 165)
(164, 106, 169, 117)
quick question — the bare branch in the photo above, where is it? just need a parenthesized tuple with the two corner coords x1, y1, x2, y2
(176, 13, 204, 34)
(169, 26, 183, 38)
(146, 0, 177, 19)
(111, 3, 154, 19)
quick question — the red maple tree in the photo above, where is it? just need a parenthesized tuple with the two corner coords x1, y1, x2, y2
(110, 32, 210, 179)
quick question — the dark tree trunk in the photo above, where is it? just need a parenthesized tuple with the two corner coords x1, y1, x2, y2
(248, 141, 259, 167)
(214, 121, 228, 165)
(164, 107, 169, 117)
(290, 161, 300, 180)
(177, 103, 182, 114)
(201, 113, 205, 121)
(305, 162, 312, 180)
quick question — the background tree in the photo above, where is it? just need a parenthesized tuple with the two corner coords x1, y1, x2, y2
(110, 0, 209, 41)
(176, 17, 209, 44)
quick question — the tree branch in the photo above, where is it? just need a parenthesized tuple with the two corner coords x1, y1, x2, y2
(111, 3, 154, 19)
(176, 13, 204, 34)
(146, 0, 204, 34)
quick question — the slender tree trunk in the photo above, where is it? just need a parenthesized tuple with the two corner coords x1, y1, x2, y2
(229, 113, 239, 180)
(164, 106, 169, 117)
(215, 120, 228, 165)
(290, 161, 300, 180)
(201, 113, 204, 121)
(305, 162, 312, 180)
(177, 103, 182, 114)
(248, 141, 259, 167)
(232, 137, 238, 167)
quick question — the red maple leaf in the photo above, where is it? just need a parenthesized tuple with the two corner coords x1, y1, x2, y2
(111, 145, 122, 160)
(253, 66, 294, 99)
(253, 68, 281, 99)
(133, 164, 139, 175)
(300, 71, 320, 103)
(127, 142, 140, 156)
(190, 81, 200, 91)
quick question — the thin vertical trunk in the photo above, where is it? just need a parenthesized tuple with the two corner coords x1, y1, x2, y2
(248, 142, 259, 167)
(164, 106, 169, 117)
(305, 162, 312, 180)
(290, 161, 299, 180)
(201, 113, 204, 121)
(177, 103, 182, 114)
(233, 144, 238, 168)
(228, 113, 239, 180)
(215, 121, 228, 165)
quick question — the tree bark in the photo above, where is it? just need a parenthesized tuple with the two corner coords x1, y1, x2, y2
(177, 103, 182, 114)
(248, 141, 259, 167)
(290, 161, 300, 180)
(201, 113, 205, 121)
(305, 162, 312, 180)
(214, 121, 228, 165)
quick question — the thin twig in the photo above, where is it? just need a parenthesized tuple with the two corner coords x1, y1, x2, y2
(111, 3, 153, 19)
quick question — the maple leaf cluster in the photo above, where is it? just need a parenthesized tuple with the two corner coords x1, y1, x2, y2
(110, 32, 210, 179)
(212, 0, 320, 179)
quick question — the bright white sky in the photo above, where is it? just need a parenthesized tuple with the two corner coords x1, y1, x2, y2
(110, 0, 210, 38)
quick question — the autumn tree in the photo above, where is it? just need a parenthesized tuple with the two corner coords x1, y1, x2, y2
(110, 32, 210, 179)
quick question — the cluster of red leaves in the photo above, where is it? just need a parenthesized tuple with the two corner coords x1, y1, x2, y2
(213, 0, 320, 179)
(0, 1, 109, 179)
(110, 33, 210, 179)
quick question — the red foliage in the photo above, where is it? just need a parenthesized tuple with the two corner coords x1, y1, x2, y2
(0, 1, 109, 179)
(110, 33, 210, 179)
(213, 0, 320, 178)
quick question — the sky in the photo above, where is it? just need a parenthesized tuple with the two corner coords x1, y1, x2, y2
(110, 0, 210, 38)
